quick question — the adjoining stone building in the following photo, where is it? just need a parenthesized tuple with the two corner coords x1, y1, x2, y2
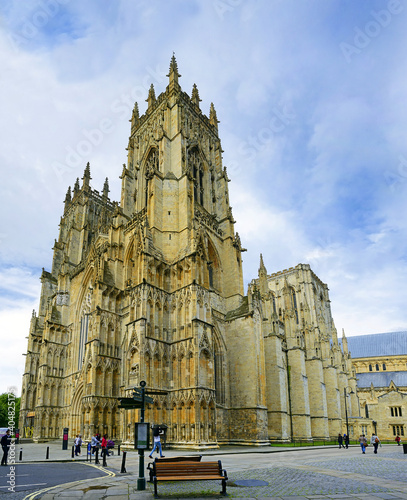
(19, 57, 355, 447)
(345, 331, 407, 441)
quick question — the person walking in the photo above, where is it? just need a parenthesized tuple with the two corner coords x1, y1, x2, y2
(344, 433, 350, 449)
(395, 435, 401, 446)
(149, 426, 165, 458)
(338, 433, 345, 449)
(1, 430, 11, 466)
(91, 433, 100, 454)
(74, 434, 82, 456)
(359, 434, 367, 454)
(371, 433, 381, 454)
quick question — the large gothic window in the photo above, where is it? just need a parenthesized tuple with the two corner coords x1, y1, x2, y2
(290, 287, 299, 324)
(190, 148, 205, 206)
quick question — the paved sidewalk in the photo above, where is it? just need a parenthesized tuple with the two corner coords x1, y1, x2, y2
(5, 442, 407, 499)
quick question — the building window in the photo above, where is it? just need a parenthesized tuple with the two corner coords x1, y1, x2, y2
(369, 364, 372, 371)
(375, 363, 379, 371)
(383, 363, 386, 370)
(390, 406, 403, 417)
(291, 288, 299, 324)
(393, 425, 404, 436)
(365, 404, 369, 418)
(362, 425, 368, 435)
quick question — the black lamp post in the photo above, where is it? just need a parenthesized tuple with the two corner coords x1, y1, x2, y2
(344, 387, 355, 438)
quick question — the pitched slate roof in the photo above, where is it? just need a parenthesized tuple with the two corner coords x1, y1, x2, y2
(356, 371, 407, 388)
(344, 331, 407, 358)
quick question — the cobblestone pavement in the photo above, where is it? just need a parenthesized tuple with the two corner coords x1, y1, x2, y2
(2, 444, 406, 499)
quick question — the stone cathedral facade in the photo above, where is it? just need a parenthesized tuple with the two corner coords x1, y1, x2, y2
(19, 57, 357, 447)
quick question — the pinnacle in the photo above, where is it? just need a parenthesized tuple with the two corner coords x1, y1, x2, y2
(191, 83, 201, 107)
(167, 53, 181, 85)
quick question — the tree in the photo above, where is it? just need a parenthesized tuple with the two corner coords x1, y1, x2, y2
(0, 393, 20, 430)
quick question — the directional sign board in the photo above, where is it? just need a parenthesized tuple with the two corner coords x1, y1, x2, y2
(142, 394, 154, 404)
(118, 397, 142, 409)
(118, 394, 154, 410)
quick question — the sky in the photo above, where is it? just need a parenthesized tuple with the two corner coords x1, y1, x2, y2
(1, 0, 407, 395)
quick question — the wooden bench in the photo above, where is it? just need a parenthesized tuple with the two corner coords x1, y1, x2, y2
(152, 460, 228, 498)
(147, 455, 202, 482)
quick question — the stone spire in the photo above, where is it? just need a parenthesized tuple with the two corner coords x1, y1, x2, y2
(130, 101, 139, 131)
(102, 177, 109, 200)
(259, 253, 267, 277)
(258, 253, 268, 296)
(191, 83, 201, 108)
(73, 177, 80, 196)
(82, 162, 91, 189)
(209, 102, 219, 130)
(342, 328, 348, 354)
(146, 84, 156, 110)
(167, 53, 181, 85)
(64, 186, 71, 204)
(64, 186, 71, 212)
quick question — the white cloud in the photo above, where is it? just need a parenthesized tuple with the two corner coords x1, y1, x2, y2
(1, 0, 407, 394)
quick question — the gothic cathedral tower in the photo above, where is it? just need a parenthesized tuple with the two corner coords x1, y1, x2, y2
(19, 56, 354, 448)
(119, 55, 251, 447)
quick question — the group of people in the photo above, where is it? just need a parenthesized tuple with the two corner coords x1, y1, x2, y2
(358, 433, 381, 454)
(90, 433, 110, 457)
(338, 432, 385, 454)
(337, 433, 350, 449)
(74, 432, 111, 458)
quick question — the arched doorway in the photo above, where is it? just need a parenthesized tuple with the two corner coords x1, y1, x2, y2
(70, 383, 84, 437)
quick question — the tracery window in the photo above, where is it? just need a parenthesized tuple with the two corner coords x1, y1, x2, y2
(290, 288, 299, 324)
(190, 148, 204, 206)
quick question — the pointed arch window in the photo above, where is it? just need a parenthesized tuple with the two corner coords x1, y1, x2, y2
(290, 287, 299, 324)
(190, 148, 205, 206)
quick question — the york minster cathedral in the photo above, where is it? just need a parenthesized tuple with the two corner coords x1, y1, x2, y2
(19, 57, 357, 447)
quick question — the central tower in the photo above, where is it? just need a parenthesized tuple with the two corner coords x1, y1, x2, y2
(120, 56, 249, 447)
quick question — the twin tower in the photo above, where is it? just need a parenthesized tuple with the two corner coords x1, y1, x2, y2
(19, 56, 357, 447)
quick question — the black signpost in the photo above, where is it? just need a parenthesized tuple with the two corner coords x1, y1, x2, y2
(118, 381, 154, 491)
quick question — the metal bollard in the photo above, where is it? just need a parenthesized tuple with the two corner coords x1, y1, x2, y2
(95, 447, 99, 464)
(72, 445, 75, 458)
(120, 451, 127, 473)
(19, 449, 23, 461)
(118, 444, 121, 456)
(46, 447, 49, 459)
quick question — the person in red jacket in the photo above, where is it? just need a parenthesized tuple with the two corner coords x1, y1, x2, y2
(101, 435, 108, 461)
(395, 435, 401, 446)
